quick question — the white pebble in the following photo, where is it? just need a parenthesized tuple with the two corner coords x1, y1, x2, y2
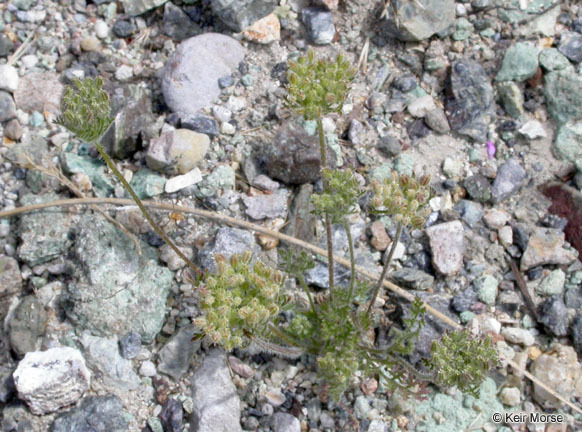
(501, 327, 535, 346)
(0, 65, 19, 93)
(221, 122, 236, 135)
(212, 105, 232, 123)
(139, 360, 157, 377)
(500, 387, 521, 406)
(20, 55, 38, 69)
(225, 95, 246, 112)
(95, 20, 109, 39)
(115, 64, 134, 81)
(165, 168, 203, 193)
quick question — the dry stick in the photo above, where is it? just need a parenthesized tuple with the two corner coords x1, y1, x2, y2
(0, 197, 580, 415)
(510, 259, 540, 322)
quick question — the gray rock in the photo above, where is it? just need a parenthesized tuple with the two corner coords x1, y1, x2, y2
(159, 399, 183, 432)
(474, 274, 498, 305)
(63, 214, 172, 343)
(463, 174, 491, 203)
(427, 221, 465, 276)
(147, 129, 210, 175)
(17, 193, 77, 266)
(60, 152, 115, 197)
(424, 108, 450, 134)
(211, 0, 277, 32)
(558, 32, 582, 63)
(445, 59, 494, 142)
(241, 189, 289, 220)
(119, 330, 141, 359)
(101, 84, 161, 159)
(376, 135, 401, 157)
(8, 296, 47, 357)
(0, 256, 23, 299)
(538, 296, 569, 337)
(0, 35, 15, 58)
(162, 33, 245, 116)
(0, 367, 16, 403)
(4, 118, 23, 140)
(301, 8, 335, 45)
(0, 65, 18, 93)
(554, 121, 582, 163)
(491, 158, 526, 203)
(0, 90, 16, 122)
(451, 287, 478, 313)
(80, 333, 140, 390)
(520, 227, 577, 270)
(181, 114, 219, 137)
(282, 183, 317, 245)
(391, 268, 434, 290)
(121, 0, 167, 16)
(497, 81, 524, 119)
(13, 347, 90, 415)
(544, 70, 582, 125)
(198, 227, 258, 273)
(193, 165, 235, 199)
(453, 199, 483, 227)
(190, 349, 242, 432)
(163, 2, 201, 41)
(13, 72, 63, 114)
(262, 119, 335, 185)
(495, 42, 539, 82)
(539, 48, 571, 72)
(112, 19, 137, 37)
(536, 269, 565, 296)
(452, 17, 473, 41)
(51, 395, 129, 432)
(271, 412, 300, 432)
(571, 313, 582, 354)
(383, 0, 455, 42)
(158, 325, 198, 379)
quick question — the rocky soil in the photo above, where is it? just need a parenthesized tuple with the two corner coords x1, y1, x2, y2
(1, 0, 582, 431)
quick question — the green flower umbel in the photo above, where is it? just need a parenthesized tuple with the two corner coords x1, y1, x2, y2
(286, 49, 356, 120)
(54, 77, 113, 142)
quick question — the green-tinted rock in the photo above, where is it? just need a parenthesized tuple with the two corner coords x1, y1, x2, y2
(17, 193, 76, 266)
(553, 121, 582, 163)
(60, 152, 114, 197)
(194, 165, 235, 198)
(479, 28, 495, 38)
(536, 269, 565, 296)
(368, 161, 394, 183)
(474, 274, 498, 305)
(496, 42, 539, 82)
(63, 214, 172, 343)
(468, 148, 483, 162)
(452, 18, 474, 41)
(8, 295, 48, 357)
(394, 154, 414, 176)
(414, 378, 504, 431)
(539, 48, 572, 72)
(129, 168, 166, 199)
(459, 311, 474, 324)
(497, 81, 524, 119)
(544, 70, 582, 125)
(498, 0, 553, 23)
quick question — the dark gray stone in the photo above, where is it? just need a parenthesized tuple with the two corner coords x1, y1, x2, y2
(198, 227, 259, 274)
(282, 183, 317, 246)
(392, 74, 417, 92)
(262, 119, 335, 185)
(159, 399, 183, 432)
(112, 19, 137, 38)
(425, 108, 451, 134)
(445, 59, 494, 142)
(571, 313, 582, 354)
(558, 32, 582, 63)
(391, 268, 434, 291)
(51, 395, 129, 432)
(451, 287, 478, 313)
(119, 330, 141, 359)
(211, 0, 277, 32)
(0, 90, 16, 122)
(377, 135, 401, 157)
(181, 114, 219, 137)
(271, 412, 300, 432)
(491, 158, 526, 203)
(163, 2, 201, 41)
(463, 174, 491, 203)
(0, 367, 16, 403)
(383, 0, 455, 42)
(8, 296, 47, 358)
(158, 325, 198, 379)
(0, 35, 15, 58)
(301, 8, 335, 45)
(453, 199, 484, 227)
(538, 295, 569, 337)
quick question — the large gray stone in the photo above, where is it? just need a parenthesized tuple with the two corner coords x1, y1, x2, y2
(161, 33, 245, 116)
(544, 70, 582, 125)
(190, 349, 242, 432)
(211, 0, 277, 32)
(198, 227, 258, 273)
(63, 214, 172, 343)
(445, 59, 494, 142)
(383, 0, 455, 42)
(51, 395, 129, 432)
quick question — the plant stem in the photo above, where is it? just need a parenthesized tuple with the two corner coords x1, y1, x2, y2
(317, 117, 335, 303)
(366, 222, 402, 317)
(344, 219, 356, 303)
(94, 143, 202, 277)
(298, 274, 319, 318)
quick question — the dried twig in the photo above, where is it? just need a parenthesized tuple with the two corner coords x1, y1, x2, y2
(510, 259, 539, 322)
(0, 197, 581, 415)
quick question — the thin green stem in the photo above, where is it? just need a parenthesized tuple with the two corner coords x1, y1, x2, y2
(366, 222, 402, 317)
(344, 219, 356, 303)
(317, 117, 335, 303)
(298, 274, 319, 318)
(94, 143, 202, 277)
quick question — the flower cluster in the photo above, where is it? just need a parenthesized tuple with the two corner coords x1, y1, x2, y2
(54, 77, 114, 142)
(424, 330, 498, 397)
(311, 168, 364, 223)
(371, 171, 433, 229)
(286, 49, 356, 120)
(193, 252, 286, 351)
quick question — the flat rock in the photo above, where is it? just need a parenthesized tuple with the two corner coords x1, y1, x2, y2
(520, 227, 577, 270)
(391, 268, 434, 291)
(13, 347, 90, 415)
(51, 395, 129, 432)
(190, 349, 242, 432)
(162, 34, 245, 116)
(7, 296, 47, 357)
(301, 8, 335, 45)
(491, 158, 526, 203)
(198, 227, 258, 274)
(211, 0, 277, 32)
(13, 72, 63, 114)
(544, 70, 582, 125)
(243, 13, 280, 44)
(241, 189, 289, 220)
(158, 325, 198, 379)
(495, 42, 539, 82)
(383, 0, 455, 42)
(426, 220, 465, 275)
(554, 120, 582, 163)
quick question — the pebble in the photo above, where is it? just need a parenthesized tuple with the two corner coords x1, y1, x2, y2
(558, 32, 582, 63)
(501, 327, 535, 346)
(271, 412, 300, 432)
(119, 330, 142, 359)
(243, 13, 281, 44)
(94, 20, 109, 38)
(483, 209, 509, 229)
(491, 158, 526, 203)
(220, 121, 236, 135)
(212, 105, 232, 123)
(139, 360, 157, 377)
(165, 168, 203, 193)
(536, 269, 566, 296)
(520, 227, 577, 270)
(519, 120, 547, 139)
(0, 64, 19, 92)
(159, 244, 194, 271)
(500, 387, 521, 406)
(426, 220, 465, 275)
(538, 296, 569, 337)
(4, 118, 23, 140)
(407, 95, 436, 117)
(301, 8, 335, 45)
(147, 129, 210, 175)
(115, 64, 133, 81)
(370, 221, 390, 251)
(474, 274, 498, 305)
(80, 36, 100, 51)
(51, 395, 129, 432)
(0, 91, 17, 122)
(496, 42, 539, 82)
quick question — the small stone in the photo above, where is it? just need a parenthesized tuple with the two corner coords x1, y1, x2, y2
(463, 174, 491, 203)
(162, 2, 201, 41)
(140, 360, 157, 377)
(301, 8, 335, 45)
(539, 296, 569, 336)
(536, 269, 565, 296)
(491, 158, 526, 203)
(265, 388, 286, 407)
(426, 220, 465, 276)
(520, 227, 577, 270)
(518, 120, 546, 139)
(554, 121, 582, 163)
(424, 108, 451, 134)
(497, 81, 524, 119)
(271, 412, 300, 432)
(8, 295, 48, 357)
(119, 330, 141, 359)
(474, 274, 498, 305)
(159, 244, 194, 271)
(500, 387, 521, 406)
(129, 168, 166, 199)
(51, 395, 128, 432)
(376, 135, 401, 157)
(539, 48, 571, 72)
(3, 118, 23, 140)
(80, 36, 100, 52)
(225, 95, 246, 112)
(501, 327, 535, 346)
(383, 0, 455, 41)
(442, 157, 463, 178)
(483, 209, 509, 229)
(0, 90, 17, 122)
(228, 356, 254, 379)
(212, 105, 232, 122)
(243, 13, 280, 44)
(391, 268, 434, 291)
(181, 114, 219, 137)
(165, 168, 203, 193)
(369, 221, 390, 251)
(496, 42, 539, 82)
(210, 0, 277, 32)
(115, 64, 133, 81)
(217, 75, 234, 89)
(498, 225, 513, 247)
(241, 189, 289, 220)
(94, 20, 109, 39)
(221, 122, 236, 135)
(158, 325, 198, 379)
(348, 119, 364, 145)
(0, 65, 19, 92)
(407, 95, 436, 118)
(147, 129, 210, 175)
(112, 19, 137, 38)
(558, 32, 582, 63)
(159, 399, 183, 432)
(13, 347, 90, 415)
